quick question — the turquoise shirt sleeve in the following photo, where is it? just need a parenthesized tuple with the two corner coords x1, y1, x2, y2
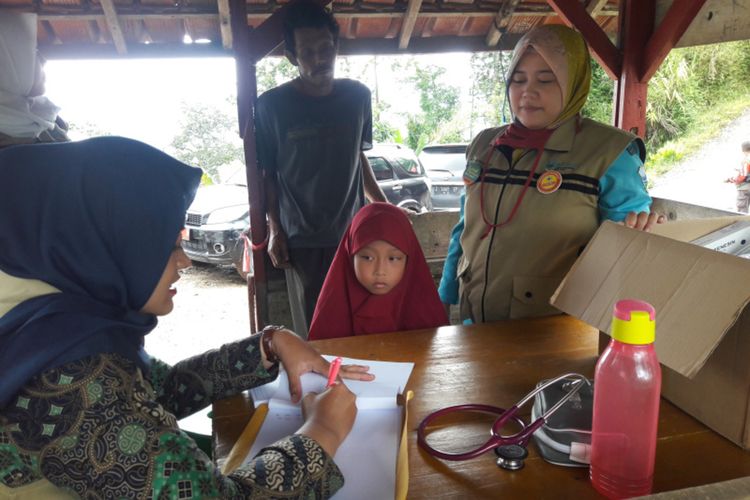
(598, 141, 652, 222)
(438, 193, 465, 304)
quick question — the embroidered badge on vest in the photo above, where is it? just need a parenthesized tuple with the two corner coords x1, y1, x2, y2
(463, 160, 482, 185)
(536, 170, 563, 194)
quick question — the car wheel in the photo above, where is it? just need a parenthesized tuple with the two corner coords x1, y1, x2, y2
(400, 202, 422, 214)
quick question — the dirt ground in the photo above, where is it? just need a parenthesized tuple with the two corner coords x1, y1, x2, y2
(144, 263, 251, 365)
(649, 107, 750, 212)
(144, 263, 251, 433)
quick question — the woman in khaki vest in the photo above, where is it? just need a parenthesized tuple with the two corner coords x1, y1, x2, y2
(439, 25, 664, 323)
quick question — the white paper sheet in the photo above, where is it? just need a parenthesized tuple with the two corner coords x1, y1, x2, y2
(243, 356, 414, 500)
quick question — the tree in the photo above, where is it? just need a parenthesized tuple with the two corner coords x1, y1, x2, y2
(469, 51, 511, 133)
(169, 100, 244, 183)
(581, 60, 614, 124)
(256, 57, 297, 94)
(398, 60, 461, 152)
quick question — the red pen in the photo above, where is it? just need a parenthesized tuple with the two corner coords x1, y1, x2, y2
(326, 357, 343, 388)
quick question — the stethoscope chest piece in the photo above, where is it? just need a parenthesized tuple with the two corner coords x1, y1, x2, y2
(495, 444, 528, 471)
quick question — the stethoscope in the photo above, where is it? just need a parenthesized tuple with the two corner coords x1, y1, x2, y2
(417, 373, 590, 471)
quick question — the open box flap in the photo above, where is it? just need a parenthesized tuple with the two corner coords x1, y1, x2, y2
(551, 221, 750, 378)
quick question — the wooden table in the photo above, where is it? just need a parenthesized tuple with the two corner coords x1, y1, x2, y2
(212, 315, 750, 498)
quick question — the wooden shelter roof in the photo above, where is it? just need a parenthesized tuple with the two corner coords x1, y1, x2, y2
(0, 0, 625, 58)
(1, 0, 747, 60)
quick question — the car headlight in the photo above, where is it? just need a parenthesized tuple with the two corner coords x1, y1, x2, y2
(206, 205, 249, 224)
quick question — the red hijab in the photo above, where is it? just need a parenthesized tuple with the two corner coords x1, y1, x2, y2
(308, 203, 448, 340)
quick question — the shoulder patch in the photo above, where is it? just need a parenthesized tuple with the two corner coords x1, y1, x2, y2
(463, 160, 483, 185)
(638, 165, 648, 187)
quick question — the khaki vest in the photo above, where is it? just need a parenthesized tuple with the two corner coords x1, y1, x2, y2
(459, 117, 638, 322)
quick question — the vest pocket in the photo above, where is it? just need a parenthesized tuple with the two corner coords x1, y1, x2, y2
(510, 275, 563, 320)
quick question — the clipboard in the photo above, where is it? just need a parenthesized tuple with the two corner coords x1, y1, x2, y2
(221, 390, 413, 500)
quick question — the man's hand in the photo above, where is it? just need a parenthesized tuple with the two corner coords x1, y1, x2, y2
(622, 211, 667, 232)
(268, 228, 291, 269)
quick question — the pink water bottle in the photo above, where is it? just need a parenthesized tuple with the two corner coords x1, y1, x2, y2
(590, 299, 661, 498)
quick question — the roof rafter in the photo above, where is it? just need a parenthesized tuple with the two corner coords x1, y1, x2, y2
(398, 0, 423, 49)
(586, 0, 608, 17)
(98, 0, 127, 54)
(546, 0, 621, 79)
(486, 0, 522, 47)
(640, 0, 707, 81)
(217, 0, 233, 49)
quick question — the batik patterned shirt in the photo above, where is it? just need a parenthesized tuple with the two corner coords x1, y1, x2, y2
(0, 336, 344, 499)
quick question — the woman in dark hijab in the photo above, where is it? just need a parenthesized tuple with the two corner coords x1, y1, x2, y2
(0, 136, 370, 499)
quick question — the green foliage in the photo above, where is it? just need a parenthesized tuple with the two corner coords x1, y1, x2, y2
(581, 60, 613, 124)
(256, 57, 297, 94)
(469, 51, 511, 128)
(398, 61, 461, 152)
(646, 40, 750, 153)
(170, 100, 244, 183)
(372, 95, 400, 143)
(646, 95, 750, 178)
(646, 146, 685, 179)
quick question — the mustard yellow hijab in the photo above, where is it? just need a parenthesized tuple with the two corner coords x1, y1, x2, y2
(506, 24, 591, 129)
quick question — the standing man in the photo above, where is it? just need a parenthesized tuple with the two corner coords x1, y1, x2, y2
(255, 1, 387, 337)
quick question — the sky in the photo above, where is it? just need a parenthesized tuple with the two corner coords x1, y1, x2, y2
(44, 53, 476, 153)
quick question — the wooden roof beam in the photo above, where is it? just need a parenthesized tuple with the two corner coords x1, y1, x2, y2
(32, 6, 619, 23)
(99, 0, 127, 54)
(486, 0, 522, 47)
(546, 0, 622, 79)
(244, 0, 332, 61)
(640, 0, 707, 81)
(134, 20, 152, 44)
(41, 20, 62, 45)
(217, 0, 233, 49)
(398, 0, 423, 49)
(586, 0, 608, 17)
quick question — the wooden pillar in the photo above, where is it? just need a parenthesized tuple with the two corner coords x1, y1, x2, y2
(228, 0, 335, 330)
(613, 0, 653, 137)
(229, 0, 269, 330)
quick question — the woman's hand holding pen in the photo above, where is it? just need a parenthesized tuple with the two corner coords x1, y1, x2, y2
(263, 328, 375, 403)
(298, 383, 357, 457)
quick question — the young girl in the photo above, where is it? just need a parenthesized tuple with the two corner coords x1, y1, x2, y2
(442, 24, 665, 323)
(308, 202, 448, 340)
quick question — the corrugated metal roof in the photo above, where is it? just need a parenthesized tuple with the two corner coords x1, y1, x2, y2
(0, 0, 621, 59)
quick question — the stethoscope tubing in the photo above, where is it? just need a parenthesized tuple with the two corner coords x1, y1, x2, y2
(417, 373, 589, 461)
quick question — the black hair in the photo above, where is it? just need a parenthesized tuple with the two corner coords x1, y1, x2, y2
(742, 141, 750, 152)
(283, 1, 340, 56)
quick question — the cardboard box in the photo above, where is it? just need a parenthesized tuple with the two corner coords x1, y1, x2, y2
(551, 216, 750, 448)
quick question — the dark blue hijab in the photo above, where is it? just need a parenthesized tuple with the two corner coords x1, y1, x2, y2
(0, 136, 202, 407)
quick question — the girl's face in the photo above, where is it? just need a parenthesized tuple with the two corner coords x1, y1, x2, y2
(353, 239, 407, 296)
(140, 234, 192, 316)
(508, 50, 563, 130)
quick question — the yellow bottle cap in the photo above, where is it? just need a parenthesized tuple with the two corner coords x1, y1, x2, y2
(611, 299, 655, 345)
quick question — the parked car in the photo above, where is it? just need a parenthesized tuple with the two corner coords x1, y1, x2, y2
(419, 143, 468, 211)
(181, 183, 249, 276)
(366, 143, 433, 213)
(182, 144, 432, 276)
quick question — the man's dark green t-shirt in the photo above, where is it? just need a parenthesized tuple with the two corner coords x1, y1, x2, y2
(255, 79, 373, 248)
